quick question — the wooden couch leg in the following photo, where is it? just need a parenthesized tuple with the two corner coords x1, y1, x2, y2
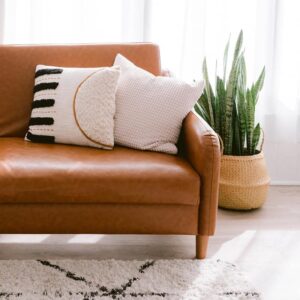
(196, 235, 209, 259)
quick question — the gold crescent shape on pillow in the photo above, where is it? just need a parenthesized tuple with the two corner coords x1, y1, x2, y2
(73, 69, 113, 149)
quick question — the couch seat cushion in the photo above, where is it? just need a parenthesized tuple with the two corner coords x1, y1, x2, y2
(0, 138, 200, 205)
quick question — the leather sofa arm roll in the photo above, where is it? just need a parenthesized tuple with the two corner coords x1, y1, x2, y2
(182, 111, 221, 235)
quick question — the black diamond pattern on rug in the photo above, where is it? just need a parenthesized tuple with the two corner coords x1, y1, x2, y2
(36, 259, 167, 299)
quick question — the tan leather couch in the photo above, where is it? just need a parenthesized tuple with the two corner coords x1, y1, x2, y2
(0, 43, 220, 259)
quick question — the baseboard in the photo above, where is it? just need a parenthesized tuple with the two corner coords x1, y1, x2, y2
(270, 181, 300, 186)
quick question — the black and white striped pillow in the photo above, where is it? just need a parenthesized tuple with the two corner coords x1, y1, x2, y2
(26, 65, 120, 149)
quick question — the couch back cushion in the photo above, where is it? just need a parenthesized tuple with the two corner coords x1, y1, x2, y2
(0, 43, 161, 137)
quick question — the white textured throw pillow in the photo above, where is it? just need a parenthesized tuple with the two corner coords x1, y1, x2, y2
(25, 65, 120, 149)
(114, 54, 204, 154)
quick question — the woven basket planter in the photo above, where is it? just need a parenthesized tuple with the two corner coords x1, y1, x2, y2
(219, 151, 270, 210)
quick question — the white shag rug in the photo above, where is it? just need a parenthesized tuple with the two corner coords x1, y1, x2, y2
(0, 259, 260, 300)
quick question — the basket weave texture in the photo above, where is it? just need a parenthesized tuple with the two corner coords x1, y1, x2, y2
(219, 151, 270, 210)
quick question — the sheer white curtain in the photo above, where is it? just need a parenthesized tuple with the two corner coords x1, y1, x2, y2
(1, 0, 147, 43)
(0, 0, 4, 43)
(1, 0, 299, 184)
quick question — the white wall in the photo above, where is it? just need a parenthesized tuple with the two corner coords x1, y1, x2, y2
(0, 0, 4, 43)
(265, 143, 300, 185)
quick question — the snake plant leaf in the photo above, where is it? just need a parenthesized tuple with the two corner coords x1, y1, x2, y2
(195, 98, 208, 122)
(194, 101, 210, 124)
(209, 82, 216, 114)
(239, 55, 247, 93)
(202, 58, 215, 128)
(216, 76, 226, 135)
(252, 123, 261, 154)
(223, 35, 230, 83)
(223, 31, 243, 154)
(252, 67, 265, 104)
(224, 55, 241, 154)
(215, 95, 221, 135)
(200, 89, 212, 124)
(237, 89, 246, 154)
(233, 30, 243, 65)
(246, 89, 255, 154)
(195, 92, 211, 124)
(233, 104, 241, 155)
(194, 102, 201, 115)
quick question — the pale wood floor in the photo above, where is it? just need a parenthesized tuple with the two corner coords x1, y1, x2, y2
(0, 186, 299, 299)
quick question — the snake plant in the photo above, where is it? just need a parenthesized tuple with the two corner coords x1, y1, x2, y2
(195, 31, 265, 155)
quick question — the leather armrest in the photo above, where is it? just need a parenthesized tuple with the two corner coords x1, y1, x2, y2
(182, 111, 221, 235)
